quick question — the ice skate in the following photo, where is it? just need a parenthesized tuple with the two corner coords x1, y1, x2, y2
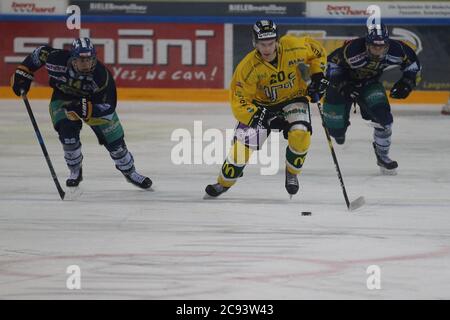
(122, 168, 152, 189)
(204, 183, 229, 199)
(285, 167, 299, 198)
(66, 167, 83, 187)
(373, 142, 398, 175)
(334, 135, 345, 145)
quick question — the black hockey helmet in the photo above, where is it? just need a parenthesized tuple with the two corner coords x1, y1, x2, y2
(71, 37, 96, 59)
(366, 23, 389, 60)
(70, 37, 97, 74)
(252, 20, 278, 44)
(366, 23, 389, 46)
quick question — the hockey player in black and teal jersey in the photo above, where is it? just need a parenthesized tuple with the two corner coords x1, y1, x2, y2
(11, 38, 152, 189)
(205, 20, 328, 198)
(323, 23, 421, 175)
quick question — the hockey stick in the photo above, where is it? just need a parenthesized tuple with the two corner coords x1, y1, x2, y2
(315, 98, 365, 211)
(21, 93, 65, 200)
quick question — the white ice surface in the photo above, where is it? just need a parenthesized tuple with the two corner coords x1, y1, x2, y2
(0, 99, 449, 299)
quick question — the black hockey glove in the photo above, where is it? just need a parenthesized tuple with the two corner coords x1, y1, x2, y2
(65, 98, 93, 121)
(249, 107, 274, 129)
(307, 73, 329, 103)
(11, 65, 34, 97)
(390, 77, 414, 99)
(339, 82, 362, 101)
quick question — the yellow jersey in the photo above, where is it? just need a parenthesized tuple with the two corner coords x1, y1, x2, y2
(230, 35, 327, 126)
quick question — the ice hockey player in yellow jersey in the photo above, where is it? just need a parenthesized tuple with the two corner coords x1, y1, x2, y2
(205, 19, 329, 198)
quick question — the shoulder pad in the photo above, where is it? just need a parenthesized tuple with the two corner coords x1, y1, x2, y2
(44, 50, 70, 72)
(385, 40, 406, 64)
(236, 51, 262, 81)
(46, 50, 70, 64)
(280, 35, 304, 50)
(343, 38, 367, 68)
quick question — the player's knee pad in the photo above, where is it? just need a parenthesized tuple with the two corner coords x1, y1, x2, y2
(288, 129, 311, 154)
(106, 139, 134, 172)
(56, 119, 82, 146)
(286, 129, 310, 175)
(105, 137, 125, 153)
(361, 100, 393, 125)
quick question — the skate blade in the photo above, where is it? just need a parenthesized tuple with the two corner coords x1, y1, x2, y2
(203, 193, 218, 200)
(125, 180, 154, 191)
(64, 187, 83, 201)
(349, 196, 365, 211)
(380, 167, 397, 175)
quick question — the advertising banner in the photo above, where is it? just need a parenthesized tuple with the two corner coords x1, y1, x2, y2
(69, 1, 306, 17)
(233, 24, 450, 91)
(306, 1, 450, 18)
(0, 21, 224, 88)
(0, 0, 68, 15)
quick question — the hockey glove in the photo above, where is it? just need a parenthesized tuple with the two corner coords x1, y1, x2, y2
(11, 65, 34, 97)
(307, 73, 329, 103)
(249, 107, 273, 129)
(65, 98, 93, 122)
(339, 82, 362, 101)
(390, 77, 414, 99)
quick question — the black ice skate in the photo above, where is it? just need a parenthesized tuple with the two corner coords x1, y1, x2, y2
(285, 167, 299, 198)
(373, 142, 398, 175)
(122, 169, 152, 189)
(204, 183, 229, 198)
(334, 135, 345, 145)
(66, 167, 83, 187)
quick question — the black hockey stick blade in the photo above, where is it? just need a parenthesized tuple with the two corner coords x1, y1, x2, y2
(349, 196, 365, 211)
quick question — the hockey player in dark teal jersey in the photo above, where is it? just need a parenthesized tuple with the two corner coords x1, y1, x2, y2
(11, 37, 152, 189)
(323, 23, 421, 174)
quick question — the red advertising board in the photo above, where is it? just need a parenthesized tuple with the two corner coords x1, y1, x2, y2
(0, 21, 224, 88)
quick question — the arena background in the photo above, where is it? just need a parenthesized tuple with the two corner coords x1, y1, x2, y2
(0, 0, 449, 104)
(1, 0, 450, 302)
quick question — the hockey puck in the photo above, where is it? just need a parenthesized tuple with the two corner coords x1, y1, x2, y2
(301, 211, 312, 216)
